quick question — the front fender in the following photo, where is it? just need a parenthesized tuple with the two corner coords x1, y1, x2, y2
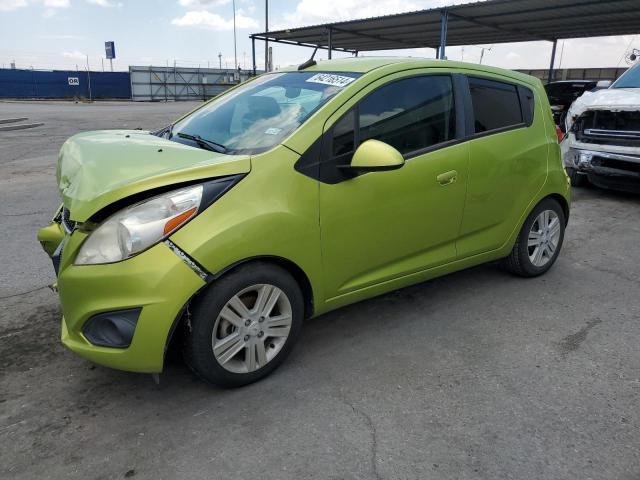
(169, 146, 326, 313)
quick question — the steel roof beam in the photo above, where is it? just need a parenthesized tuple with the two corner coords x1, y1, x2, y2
(251, 35, 357, 53)
(249, 0, 640, 54)
(454, 0, 630, 22)
(447, 11, 551, 42)
(329, 26, 421, 50)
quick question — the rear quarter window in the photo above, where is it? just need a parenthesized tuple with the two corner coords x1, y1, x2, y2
(518, 85, 535, 126)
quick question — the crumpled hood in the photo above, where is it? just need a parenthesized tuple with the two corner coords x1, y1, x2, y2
(568, 88, 640, 119)
(57, 130, 250, 222)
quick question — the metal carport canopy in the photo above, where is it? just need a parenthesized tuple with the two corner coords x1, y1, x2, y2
(250, 0, 640, 60)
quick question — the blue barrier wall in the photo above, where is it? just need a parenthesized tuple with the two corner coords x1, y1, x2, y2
(0, 69, 131, 99)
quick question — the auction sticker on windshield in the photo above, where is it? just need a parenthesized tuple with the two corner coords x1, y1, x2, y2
(306, 73, 356, 88)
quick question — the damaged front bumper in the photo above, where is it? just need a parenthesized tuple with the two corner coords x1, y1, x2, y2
(57, 241, 206, 373)
(564, 144, 640, 193)
(36, 205, 64, 257)
(37, 213, 206, 373)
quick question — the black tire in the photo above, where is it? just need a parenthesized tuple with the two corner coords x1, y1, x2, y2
(566, 167, 588, 187)
(503, 198, 566, 277)
(184, 262, 304, 388)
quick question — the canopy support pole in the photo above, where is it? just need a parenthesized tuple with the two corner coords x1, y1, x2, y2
(264, 0, 269, 72)
(439, 10, 449, 60)
(548, 39, 558, 84)
(327, 27, 333, 59)
(251, 35, 256, 75)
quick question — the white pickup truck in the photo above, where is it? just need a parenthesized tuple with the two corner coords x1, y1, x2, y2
(563, 63, 640, 193)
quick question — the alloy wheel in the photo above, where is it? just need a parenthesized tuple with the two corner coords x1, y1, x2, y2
(527, 209, 561, 267)
(211, 284, 292, 374)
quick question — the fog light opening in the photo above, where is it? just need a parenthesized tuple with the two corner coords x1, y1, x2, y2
(82, 308, 141, 349)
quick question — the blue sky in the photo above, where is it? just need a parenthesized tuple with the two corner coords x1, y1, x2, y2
(0, 0, 637, 72)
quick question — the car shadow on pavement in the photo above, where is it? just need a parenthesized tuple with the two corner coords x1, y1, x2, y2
(158, 262, 510, 392)
(13, 262, 509, 400)
(571, 182, 640, 204)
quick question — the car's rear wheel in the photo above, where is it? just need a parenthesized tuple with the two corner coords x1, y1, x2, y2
(503, 198, 566, 277)
(185, 262, 303, 387)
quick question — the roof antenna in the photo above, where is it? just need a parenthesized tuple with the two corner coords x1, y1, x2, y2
(298, 47, 318, 70)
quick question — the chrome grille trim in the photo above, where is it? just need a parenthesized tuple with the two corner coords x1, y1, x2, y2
(583, 129, 640, 139)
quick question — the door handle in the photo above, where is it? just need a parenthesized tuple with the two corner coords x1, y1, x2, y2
(436, 170, 458, 186)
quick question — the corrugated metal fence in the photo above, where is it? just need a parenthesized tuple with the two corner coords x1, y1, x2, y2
(129, 66, 253, 101)
(0, 66, 630, 100)
(0, 68, 131, 99)
(0, 67, 254, 100)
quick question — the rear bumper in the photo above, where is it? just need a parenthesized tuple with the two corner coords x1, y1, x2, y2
(58, 242, 205, 373)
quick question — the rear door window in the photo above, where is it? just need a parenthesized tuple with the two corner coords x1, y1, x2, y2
(468, 77, 523, 133)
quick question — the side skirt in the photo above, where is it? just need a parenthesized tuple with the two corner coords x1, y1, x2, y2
(318, 246, 509, 315)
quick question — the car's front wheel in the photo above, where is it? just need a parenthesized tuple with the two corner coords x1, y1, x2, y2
(503, 198, 566, 277)
(185, 262, 303, 387)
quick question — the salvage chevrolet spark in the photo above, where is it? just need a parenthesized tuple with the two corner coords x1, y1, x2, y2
(38, 58, 570, 387)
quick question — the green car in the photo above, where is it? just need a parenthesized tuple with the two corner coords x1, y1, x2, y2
(38, 58, 570, 387)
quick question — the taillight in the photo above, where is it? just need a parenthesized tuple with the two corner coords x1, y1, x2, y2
(556, 125, 564, 143)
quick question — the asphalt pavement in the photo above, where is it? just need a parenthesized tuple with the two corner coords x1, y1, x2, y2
(1, 100, 639, 480)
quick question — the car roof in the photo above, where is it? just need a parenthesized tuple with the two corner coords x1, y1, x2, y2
(277, 57, 538, 85)
(279, 56, 412, 73)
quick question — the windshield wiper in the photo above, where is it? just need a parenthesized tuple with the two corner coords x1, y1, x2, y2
(176, 132, 227, 154)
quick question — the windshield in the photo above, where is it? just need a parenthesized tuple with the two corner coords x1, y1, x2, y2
(169, 71, 361, 154)
(612, 64, 640, 89)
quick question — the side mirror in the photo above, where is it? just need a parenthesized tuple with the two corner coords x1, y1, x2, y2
(596, 80, 611, 89)
(346, 139, 405, 173)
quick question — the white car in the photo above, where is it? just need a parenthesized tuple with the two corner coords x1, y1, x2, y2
(563, 64, 640, 193)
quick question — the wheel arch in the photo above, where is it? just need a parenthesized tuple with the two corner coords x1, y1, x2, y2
(500, 190, 570, 261)
(208, 255, 315, 320)
(164, 255, 316, 368)
(545, 193, 570, 225)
